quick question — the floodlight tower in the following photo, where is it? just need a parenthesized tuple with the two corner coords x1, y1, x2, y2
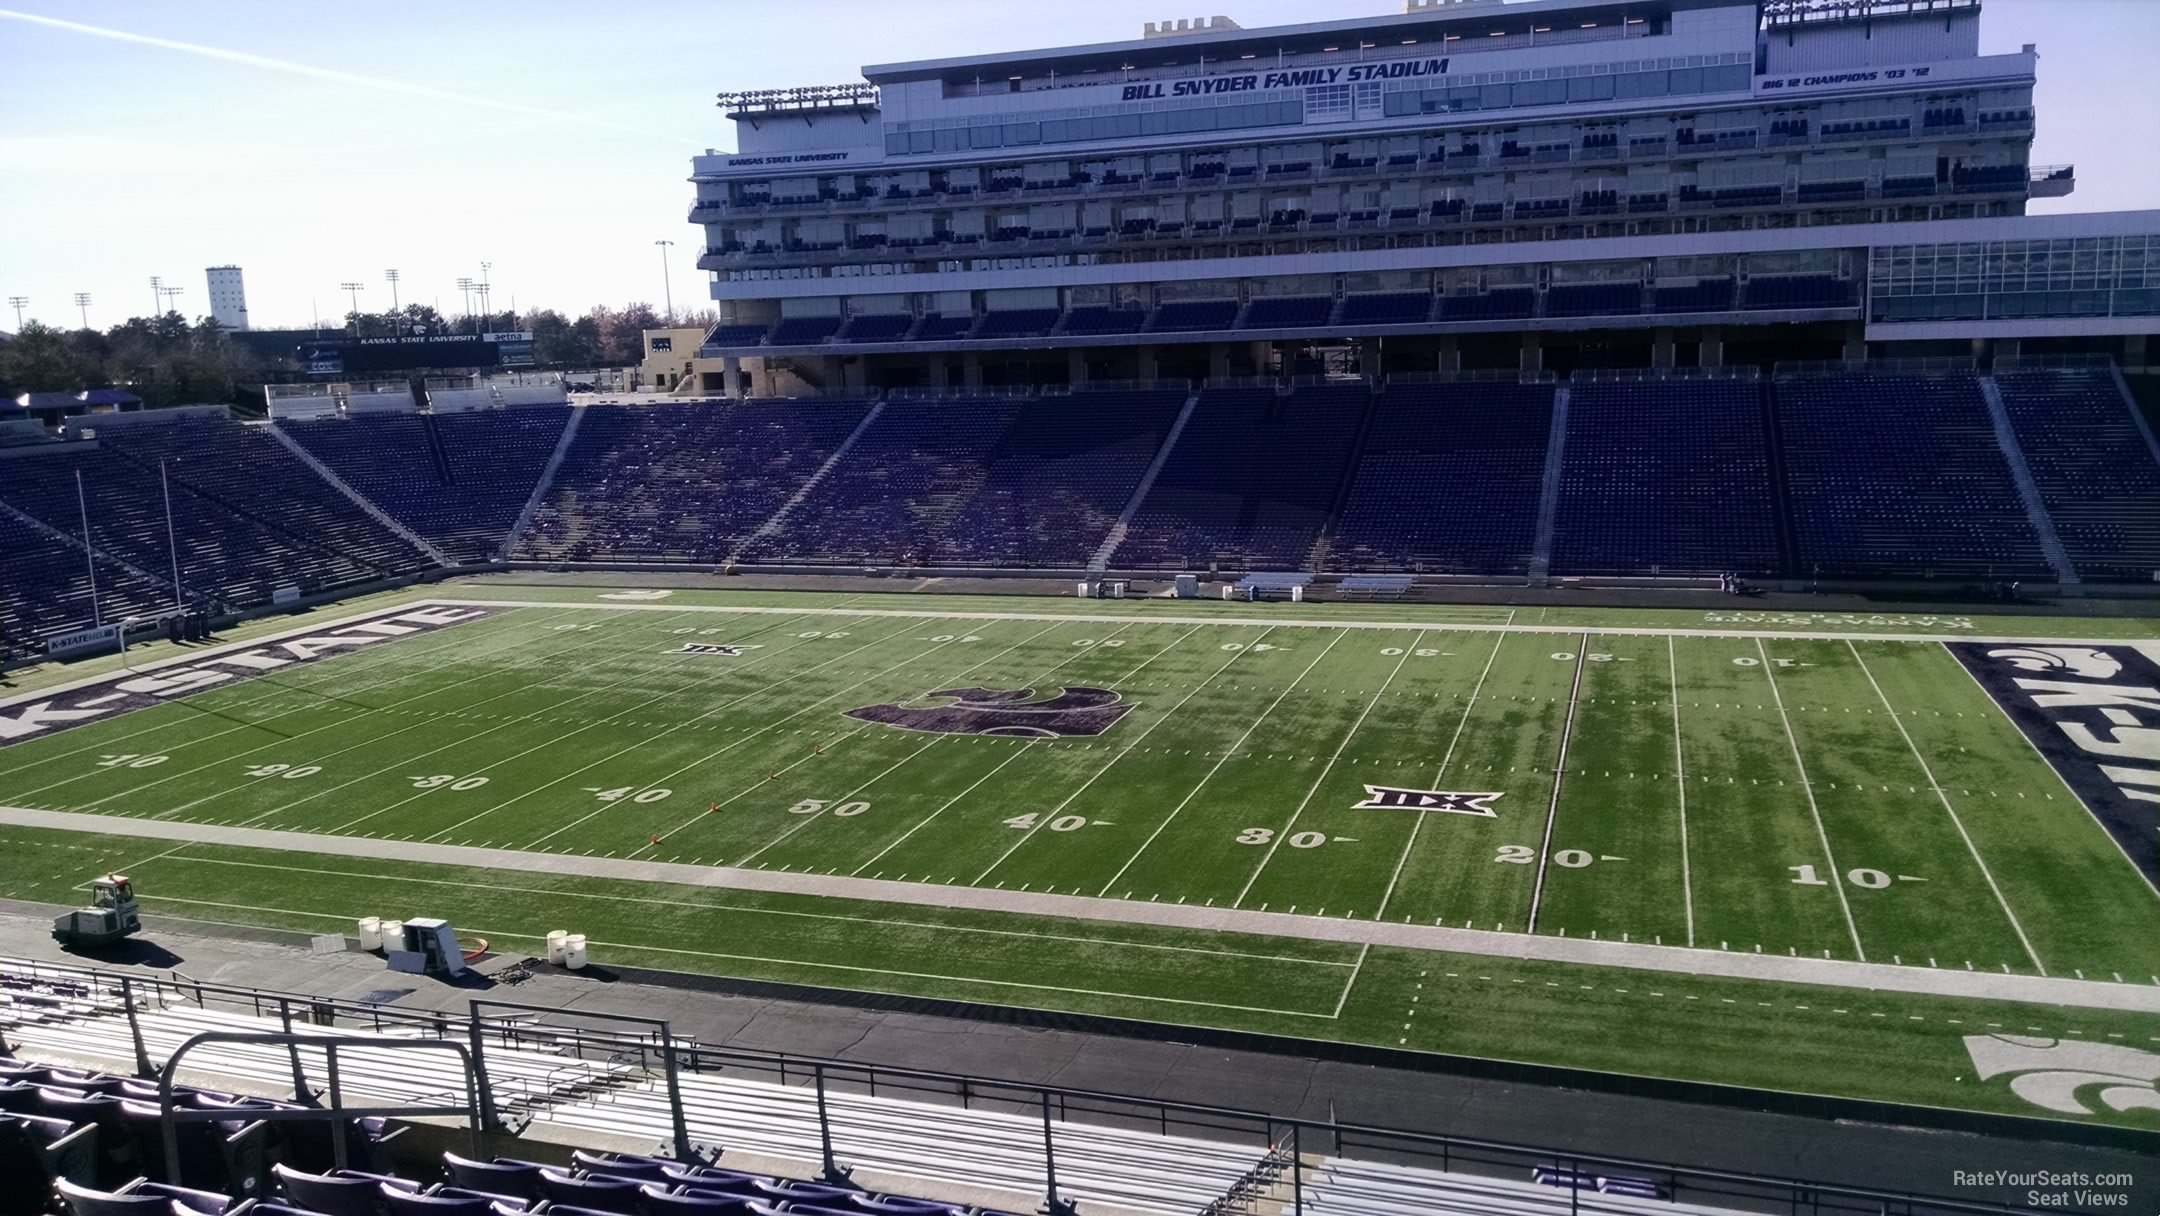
(477, 262, 493, 334)
(73, 293, 91, 330)
(385, 268, 401, 319)
(6, 296, 25, 329)
(155, 285, 183, 317)
(148, 276, 162, 316)
(340, 281, 365, 332)
(456, 277, 475, 332)
(655, 240, 676, 323)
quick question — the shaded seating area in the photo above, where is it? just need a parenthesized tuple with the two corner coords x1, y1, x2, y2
(1113, 385, 1365, 571)
(1775, 373, 2047, 579)
(1551, 379, 1781, 576)
(1327, 382, 1553, 574)
(1994, 368, 2160, 581)
(519, 399, 872, 563)
(281, 407, 571, 563)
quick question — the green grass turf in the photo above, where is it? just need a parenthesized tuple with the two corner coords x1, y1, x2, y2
(1, 590, 2155, 1126)
(0, 824, 2153, 1128)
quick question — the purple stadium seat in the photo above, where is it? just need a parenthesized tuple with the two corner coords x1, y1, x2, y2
(538, 1169, 642, 1214)
(638, 1184, 758, 1215)
(441, 1152, 546, 1200)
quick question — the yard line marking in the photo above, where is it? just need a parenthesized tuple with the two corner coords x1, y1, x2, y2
(848, 621, 1182, 876)
(1095, 628, 1347, 896)
(1847, 640, 2044, 974)
(1235, 629, 1426, 907)
(1375, 631, 1507, 922)
(133, 893, 1336, 1019)
(1525, 636, 1588, 934)
(977, 625, 1276, 885)
(1332, 942, 1371, 1018)
(0, 608, 556, 781)
(1939, 641, 2160, 900)
(314, 614, 824, 837)
(82, 609, 663, 817)
(5, 607, 588, 802)
(722, 620, 1075, 866)
(634, 618, 1078, 857)
(513, 617, 948, 849)
(132, 850, 1359, 967)
(1669, 635, 1695, 948)
(10, 804, 2147, 1012)
(1758, 637, 1865, 961)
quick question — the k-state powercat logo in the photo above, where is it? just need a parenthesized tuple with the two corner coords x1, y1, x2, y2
(1964, 1034, 2160, 1117)
(0, 606, 492, 746)
(845, 687, 1135, 738)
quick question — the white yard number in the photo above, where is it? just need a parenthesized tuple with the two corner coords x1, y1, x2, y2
(594, 787, 672, 804)
(1493, 845, 1535, 864)
(1551, 653, 1614, 662)
(1236, 828, 1326, 848)
(552, 623, 602, 632)
(1071, 638, 1125, 648)
(925, 635, 982, 643)
(1789, 865, 1894, 889)
(789, 799, 871, 817)
(1379, 647, 1443, 657)
(244, 763, 319, 779)
(1220, 642, 1282, 652)
(410, 775, 490, 791)
(796, 630, 850, 639)
(96, 754, 168, 769)
(1004, 813, 1088, 832)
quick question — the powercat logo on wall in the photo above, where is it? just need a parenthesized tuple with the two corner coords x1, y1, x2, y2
(1948, 643, 2160, 890)
(0, 605, 492, 747)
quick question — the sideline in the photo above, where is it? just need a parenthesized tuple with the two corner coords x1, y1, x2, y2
(1, 804, 2151, 1015)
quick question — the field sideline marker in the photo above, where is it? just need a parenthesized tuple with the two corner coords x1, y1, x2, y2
(3, 804, 2147, 1013)
(421, 595, 2150, 648)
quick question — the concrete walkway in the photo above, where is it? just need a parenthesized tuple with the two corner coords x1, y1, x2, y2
(5, 805, 2153, 1014)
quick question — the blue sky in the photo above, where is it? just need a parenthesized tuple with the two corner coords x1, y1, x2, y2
(2, 0, 2152, 330)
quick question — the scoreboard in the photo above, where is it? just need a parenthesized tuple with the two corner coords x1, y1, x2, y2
(299, 331, 535, 376)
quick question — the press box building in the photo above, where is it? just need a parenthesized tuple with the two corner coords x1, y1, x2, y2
(683, 0, 2155, 395)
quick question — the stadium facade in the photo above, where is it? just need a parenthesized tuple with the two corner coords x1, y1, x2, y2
(684, 0, 2156, 394)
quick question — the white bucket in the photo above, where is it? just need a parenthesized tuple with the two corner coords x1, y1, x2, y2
(546, 930, 568, 965)
(563, 934, 588, 970)
(357, 918, 382, 951)
(380, 919, 404, 949)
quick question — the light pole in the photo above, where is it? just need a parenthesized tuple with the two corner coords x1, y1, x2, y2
(156, 285, 183, 317)
(340, 281, 365, 333)
(6, 296, 25, 329)
(149, 275, 163, 317)
(654, 240, 676, 323)
(161, 458, 183, 609)
(477, 262, 493, 334)
(385, 269, 401, 323)
(456, 277, 475, 333)
(74, 293, 91, 330)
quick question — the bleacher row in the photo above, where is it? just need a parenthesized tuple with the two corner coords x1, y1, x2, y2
(710, 276, 1855, 349)
(0, 963, 1731, 1216)
(4, 370, 2156, 656)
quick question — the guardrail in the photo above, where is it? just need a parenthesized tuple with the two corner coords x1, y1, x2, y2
(0, 956, 2090, 1216)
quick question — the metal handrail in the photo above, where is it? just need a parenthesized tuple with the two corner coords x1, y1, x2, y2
(2, 955, 2095, 1215)
(154, 1029, 483, 1177)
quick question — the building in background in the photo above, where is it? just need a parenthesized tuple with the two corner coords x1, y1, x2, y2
(687, 0, 2155, 395)
(205, 265, 249, 330)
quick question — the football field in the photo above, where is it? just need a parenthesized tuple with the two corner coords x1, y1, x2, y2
(2, 584, 2155, 1126)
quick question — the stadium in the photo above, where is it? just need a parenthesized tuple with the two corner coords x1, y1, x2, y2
(1, 0, 2158, 1213)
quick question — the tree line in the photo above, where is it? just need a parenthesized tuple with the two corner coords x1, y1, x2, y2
(0, 302, 718, 408)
